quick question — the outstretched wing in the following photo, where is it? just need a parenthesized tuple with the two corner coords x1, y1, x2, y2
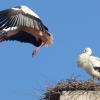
(0, 5, 48, 32)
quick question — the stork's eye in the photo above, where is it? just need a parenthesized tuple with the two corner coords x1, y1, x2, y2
(83, 49, 87, 53)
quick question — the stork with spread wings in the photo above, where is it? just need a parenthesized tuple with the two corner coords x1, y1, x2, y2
(0, 5, 53, 57)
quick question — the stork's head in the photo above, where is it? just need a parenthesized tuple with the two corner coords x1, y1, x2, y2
(83, 48, 92, 55)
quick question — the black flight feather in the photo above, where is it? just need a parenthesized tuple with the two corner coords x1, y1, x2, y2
(6, 31, 42, 47)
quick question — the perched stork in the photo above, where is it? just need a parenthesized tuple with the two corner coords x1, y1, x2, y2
(77, 48, 100, 81)
(0, 5, 53, 57)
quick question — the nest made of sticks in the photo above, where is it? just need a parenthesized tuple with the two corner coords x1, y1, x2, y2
(41, 79, 100, 100)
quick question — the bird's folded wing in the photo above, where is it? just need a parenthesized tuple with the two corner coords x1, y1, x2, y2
(0, 7, 48, 31)
(93, 67, 100, 73)
(91, 56, 100, 61)
(90, 56, 100, 67)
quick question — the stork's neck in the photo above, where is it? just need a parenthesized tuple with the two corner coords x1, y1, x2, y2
(86, 52, 92, 56)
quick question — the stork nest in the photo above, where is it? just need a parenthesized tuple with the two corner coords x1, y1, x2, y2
(41, 79, 100, 100)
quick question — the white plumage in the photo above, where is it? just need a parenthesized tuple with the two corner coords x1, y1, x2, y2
(77, 48, 100, 80)
(12, 5, 40, 18)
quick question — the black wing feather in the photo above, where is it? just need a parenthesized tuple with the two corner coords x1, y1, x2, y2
(6, 31, 42, 47)
(0, 7, 48, 32)
(94, 67, 100, 73)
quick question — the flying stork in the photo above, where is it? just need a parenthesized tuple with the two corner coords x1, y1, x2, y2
(0, 5, 53, 57)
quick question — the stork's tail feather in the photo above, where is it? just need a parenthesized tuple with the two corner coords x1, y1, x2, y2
(45, 31, 53, 46)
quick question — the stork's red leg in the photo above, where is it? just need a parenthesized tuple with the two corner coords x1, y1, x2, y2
(32, 42, 45, 57)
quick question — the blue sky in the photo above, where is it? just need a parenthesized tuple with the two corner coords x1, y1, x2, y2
(0, 0, 100, 100)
